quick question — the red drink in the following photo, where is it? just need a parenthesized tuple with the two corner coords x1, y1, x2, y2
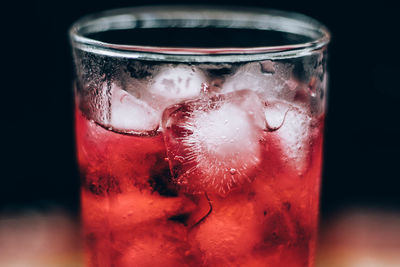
(70, 7, 330, 266)
(76, 88, 325, 266)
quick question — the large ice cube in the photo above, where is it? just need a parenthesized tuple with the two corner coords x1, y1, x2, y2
(109, 190, 196, 229)
(221, 62, 298, 102)
(190, 195, 260, 266)
(264, 100, 312, 174)
(162, 90, 265, 196)
(110, 85, 160, 133)
(188, 178, 299, 266)
(249, 177, 297, 246)
(147, 65, 206, 110)
(82, 188, 196, 232)
(116, 222, 191, 267)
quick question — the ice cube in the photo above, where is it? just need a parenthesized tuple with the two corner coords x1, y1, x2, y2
(221, 62, 298, 102)
(110, 84, 160, 133)
(147, 65, 206, 110)
(119, 74, 148, 100)
(116, 222, 191, 267)
(162, 90, 265, 196)
(82, 188, 196, 232)
(264, 101, 312, 174)
(190, 195, 260, 265)
(249, 178, 297, 245)
(108, 190, 196, 229)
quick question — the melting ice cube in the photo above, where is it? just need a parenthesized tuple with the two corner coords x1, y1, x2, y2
(264, 100, 312, 174)
(110, 85, 160, 133)
(221, 62, 298, 102)
(162, 90, 265, 195)
(117, 222, 189, 267)
(147, 65, 206, 110)
(192, 199, 259, 265)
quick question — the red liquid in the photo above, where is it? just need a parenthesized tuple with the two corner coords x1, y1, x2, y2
(76, 102, 324, 266)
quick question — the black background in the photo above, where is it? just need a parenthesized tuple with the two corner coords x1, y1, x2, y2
(2, 0, 399, 220)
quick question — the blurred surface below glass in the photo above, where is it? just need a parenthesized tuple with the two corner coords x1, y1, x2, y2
(1, 209, 399, 266)
(316, 209, 400, 267)
(0, 210, 82, 267)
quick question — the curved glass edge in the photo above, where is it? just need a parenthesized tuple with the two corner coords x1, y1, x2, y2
(69, 5, 331, 63)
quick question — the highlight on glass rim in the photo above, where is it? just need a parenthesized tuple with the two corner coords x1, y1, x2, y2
(70, 5, 330, 267)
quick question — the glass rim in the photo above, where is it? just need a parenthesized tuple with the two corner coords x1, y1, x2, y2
(69, 5, 331, 63)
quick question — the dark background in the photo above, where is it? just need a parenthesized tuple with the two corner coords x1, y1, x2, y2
(3, 0, 399, 220)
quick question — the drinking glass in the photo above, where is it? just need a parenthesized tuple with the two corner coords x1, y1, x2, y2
(70, 6, 330, 267)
